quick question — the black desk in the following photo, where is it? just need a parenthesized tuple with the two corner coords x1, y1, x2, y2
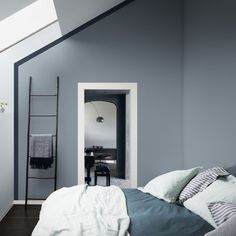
(84, 154, 111, 185)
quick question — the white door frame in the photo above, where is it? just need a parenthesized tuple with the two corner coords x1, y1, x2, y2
(78, 83, 138, 187)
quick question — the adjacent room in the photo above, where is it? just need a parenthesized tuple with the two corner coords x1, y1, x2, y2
(0, 0, 236, 235)
(84, 89, 131, 188)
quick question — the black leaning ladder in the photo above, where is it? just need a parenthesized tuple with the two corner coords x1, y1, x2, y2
(25, 76, 59, 209)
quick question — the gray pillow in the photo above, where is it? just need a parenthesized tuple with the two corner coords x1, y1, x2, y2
(226, 164, 236, 177)
(205, 214, 236, 236)
(207, 202, 236, 227)
(178, 167, 229, 204)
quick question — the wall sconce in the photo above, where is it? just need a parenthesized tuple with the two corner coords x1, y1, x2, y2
(0, 102, 8, 113)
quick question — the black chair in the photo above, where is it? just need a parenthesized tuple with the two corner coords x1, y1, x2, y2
(94, 164, 110, 186)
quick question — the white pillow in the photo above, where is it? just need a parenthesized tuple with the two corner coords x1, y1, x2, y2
(184, 175, 236, 228)
(141, 167, 201, 203)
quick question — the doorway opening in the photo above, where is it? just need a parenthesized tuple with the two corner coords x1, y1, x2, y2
(85, 92, 126, 187)
(77, 83, 137, 188)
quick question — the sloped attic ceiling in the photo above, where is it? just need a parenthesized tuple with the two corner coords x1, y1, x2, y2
(0, 0, 37, 21)
(53, 0, 125, 35)
(0, 0, 58, 52)
(0, 0, 125, 52)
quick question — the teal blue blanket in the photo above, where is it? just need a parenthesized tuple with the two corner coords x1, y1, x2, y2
(123, 189, 213, 236)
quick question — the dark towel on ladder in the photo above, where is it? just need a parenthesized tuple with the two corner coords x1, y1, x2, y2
(30, 134, 54, 169)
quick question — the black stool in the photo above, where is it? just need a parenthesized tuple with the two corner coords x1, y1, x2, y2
(94, 164, 110, 186)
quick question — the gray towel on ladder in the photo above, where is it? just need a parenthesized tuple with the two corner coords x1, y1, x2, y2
(31, 134, 53, 157)
(30, 134, 54, 169)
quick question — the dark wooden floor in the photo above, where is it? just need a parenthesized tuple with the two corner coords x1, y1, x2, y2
(0, 205, 41, 236)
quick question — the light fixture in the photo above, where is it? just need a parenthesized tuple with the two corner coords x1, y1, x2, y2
(90, 102, 104, 123)
(96, 116, 104, 123)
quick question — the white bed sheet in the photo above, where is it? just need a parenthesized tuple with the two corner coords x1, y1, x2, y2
(32, 184, 130, 236)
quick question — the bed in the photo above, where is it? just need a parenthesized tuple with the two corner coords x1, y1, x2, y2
(32, 165, 236, 236)
(123, 189, 213, 236)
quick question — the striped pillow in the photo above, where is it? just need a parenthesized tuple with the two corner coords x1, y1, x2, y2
(208, 202, 236, 226)
(178, 167, 229, 204)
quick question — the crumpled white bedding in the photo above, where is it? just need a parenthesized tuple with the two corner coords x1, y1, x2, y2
(32, 185, 130, 236)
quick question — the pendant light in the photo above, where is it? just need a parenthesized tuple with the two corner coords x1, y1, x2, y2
(90, 102, 104, 123)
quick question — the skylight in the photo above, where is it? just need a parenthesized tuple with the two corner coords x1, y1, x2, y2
(0, 0, 58, 52)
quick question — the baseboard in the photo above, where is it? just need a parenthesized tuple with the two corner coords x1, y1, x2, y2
(13, 200, 44, 205)
(0, 203, 13, 222)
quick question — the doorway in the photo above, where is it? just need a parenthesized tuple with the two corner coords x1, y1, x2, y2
(77, 83, 137, 188)
(85, 92, 126, 187)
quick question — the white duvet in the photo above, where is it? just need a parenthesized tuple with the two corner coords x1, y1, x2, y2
(32, 185, 130, 236)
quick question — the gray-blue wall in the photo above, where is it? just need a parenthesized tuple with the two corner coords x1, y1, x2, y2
(18, 0, 184, 199)
(183, 0, 236, 168)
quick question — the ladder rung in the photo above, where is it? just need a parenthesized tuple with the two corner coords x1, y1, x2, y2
(30, 94, 57, 97)
(28, 156, 56, 158)
(29, 134, 56, 137)
(27, 198, 46, 200)
(28, 177, 55, 180)
(30, 115, 56, 117)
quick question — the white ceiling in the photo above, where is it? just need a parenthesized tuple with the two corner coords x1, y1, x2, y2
(0, 0, 37, 21)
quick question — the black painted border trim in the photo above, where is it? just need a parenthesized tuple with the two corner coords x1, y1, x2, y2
(13, 0, 135, 199)
(14, 64, 19, 199)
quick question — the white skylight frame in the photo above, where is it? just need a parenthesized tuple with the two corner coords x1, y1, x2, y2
(0, 0, 58, 53)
